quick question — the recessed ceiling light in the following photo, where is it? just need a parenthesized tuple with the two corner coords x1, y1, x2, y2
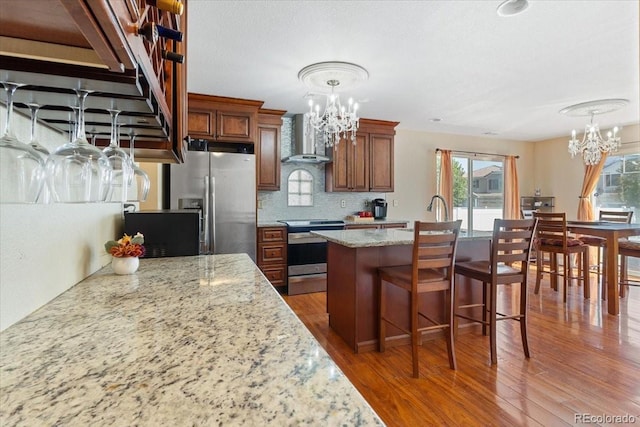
(497, 0, 529, 17)
(430, 118, 442, 122)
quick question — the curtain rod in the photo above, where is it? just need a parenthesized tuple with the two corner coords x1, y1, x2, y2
(435, 148, 519, 159)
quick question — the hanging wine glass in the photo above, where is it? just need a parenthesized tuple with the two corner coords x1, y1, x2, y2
(126, 134, 150, 202)
(103, 109, 133, 203)
(46, 89, 113, 203)
(26, 103, 51, 203)
(0, 82, 45, 204)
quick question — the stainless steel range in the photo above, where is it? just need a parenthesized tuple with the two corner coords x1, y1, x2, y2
(278, 220, 345, 295)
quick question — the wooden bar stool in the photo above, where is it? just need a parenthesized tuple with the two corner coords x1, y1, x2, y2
(620, 239, 640, 298)
(454, 219, 536, 365)
(378, 220, 462, 378)
(533, 212, 590, 302)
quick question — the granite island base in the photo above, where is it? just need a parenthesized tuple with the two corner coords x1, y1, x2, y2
(0, 254, 383, 426)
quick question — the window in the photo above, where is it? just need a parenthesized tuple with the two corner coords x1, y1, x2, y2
(593, 152, 639, 276)
(287, 168, 313, 206)
(451, 155, 504, 233)
(594, 153, 639, 213)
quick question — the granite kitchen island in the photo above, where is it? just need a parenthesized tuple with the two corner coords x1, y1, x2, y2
(313, 228, 489, 353)
(0, 254, 383, 426)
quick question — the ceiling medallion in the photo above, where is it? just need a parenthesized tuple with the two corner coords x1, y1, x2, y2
(561, 99, 629, 165)
(298, 62, 369, 148)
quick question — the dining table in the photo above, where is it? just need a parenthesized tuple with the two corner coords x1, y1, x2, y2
(567, 221, 640, 315)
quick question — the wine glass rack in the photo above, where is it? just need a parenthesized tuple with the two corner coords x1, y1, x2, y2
(0, 0, 187, 163)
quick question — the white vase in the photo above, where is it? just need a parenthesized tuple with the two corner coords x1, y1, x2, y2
(111, 256, 139, 275)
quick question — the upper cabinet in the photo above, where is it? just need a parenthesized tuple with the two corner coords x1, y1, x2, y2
(0, 0, 188, 163)
(325, 118, 399, 192)
(326, 133, 369, 192)
(257, 109, 285, 191)
(187, 93, 263, 143)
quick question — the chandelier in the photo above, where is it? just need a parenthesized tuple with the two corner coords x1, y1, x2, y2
(298, 61, 369, 148)
(560, 99, 628, 165)
(567, 113, 620, 165)
(306, 80, 359, 147)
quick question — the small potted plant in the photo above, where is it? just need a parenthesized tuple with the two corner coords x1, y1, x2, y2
(105, 232, 145, 275)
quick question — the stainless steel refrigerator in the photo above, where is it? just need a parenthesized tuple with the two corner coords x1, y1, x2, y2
(169, 147, 256, 261)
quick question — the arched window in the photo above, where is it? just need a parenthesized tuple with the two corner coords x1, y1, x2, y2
(288, 169, 313, 206)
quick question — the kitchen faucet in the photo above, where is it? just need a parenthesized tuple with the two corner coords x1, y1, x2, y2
(427, 194, 449, 222)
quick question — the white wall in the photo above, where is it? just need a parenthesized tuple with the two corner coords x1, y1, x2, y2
(0, 106, 124, 331)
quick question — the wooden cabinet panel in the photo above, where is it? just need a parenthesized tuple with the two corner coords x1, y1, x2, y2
(188, 110, 214, 137)
(258, 244, 286, 265)
(257, 110, 285, 191)
(369, 133, 394, 192)
(260, 265, 287, 286)
(258, 227, 286, 243)
(326, 134, 368, 192)
(187, 93, 263, 144)
(257, 226, 287, 289)
(217, 110, 253, 140)
(325, 118, 397, 192)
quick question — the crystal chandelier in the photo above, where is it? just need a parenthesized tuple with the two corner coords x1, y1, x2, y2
(298, 61, 368, 148)
(306, 80, 359, 148)
(567, 113, 620, 165)
(561, 99, 628, 166)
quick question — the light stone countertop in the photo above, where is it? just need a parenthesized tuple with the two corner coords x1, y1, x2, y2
(257, 221, 286, 228)
(0, 254, 384, 426)
(313, 228, 492, 248)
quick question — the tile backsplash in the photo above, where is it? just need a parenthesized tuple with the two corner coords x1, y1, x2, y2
(257, 117, 386, 221)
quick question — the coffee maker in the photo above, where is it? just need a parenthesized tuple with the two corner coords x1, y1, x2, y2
(372, 198, 388, 219)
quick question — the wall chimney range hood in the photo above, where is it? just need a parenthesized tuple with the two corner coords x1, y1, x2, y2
(283, 115, 331, 163)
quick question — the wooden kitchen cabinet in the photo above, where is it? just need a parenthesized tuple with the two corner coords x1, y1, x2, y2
(326, 133, 369, 192)
(187, 93, 263, 143)
(0, 0, 188, 163)
(257, 226, 288, 290)
(257, 109, 285, 191)
(325, 118, 398, 192)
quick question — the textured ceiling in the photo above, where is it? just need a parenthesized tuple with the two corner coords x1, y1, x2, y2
(187, 0, 639, 142)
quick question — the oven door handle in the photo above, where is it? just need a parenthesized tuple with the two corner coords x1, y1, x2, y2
(288, 232, 327, 245)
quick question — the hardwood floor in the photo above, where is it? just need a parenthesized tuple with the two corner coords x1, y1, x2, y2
(282, 270, 640, 426)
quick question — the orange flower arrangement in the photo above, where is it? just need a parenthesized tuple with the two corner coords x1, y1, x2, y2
(105, 232, 145, 258)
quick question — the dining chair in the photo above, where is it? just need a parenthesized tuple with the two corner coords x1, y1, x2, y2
(378, 220, 462, 378)
(619, 239, 640, 298)
(454, 218, 536, 365)
(533, 212, 590, 302)
(578, 210, 633, 299)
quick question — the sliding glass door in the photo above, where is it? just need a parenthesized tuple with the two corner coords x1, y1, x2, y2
(451, 155, 504, 234)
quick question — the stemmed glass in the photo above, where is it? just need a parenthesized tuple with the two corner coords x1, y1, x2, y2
(103, 109, 133, 203)
(27, 103, 51, 203)
(46, 89, 113, 203)
(126, 134, 150, 202)
(0, 82, 45, 204)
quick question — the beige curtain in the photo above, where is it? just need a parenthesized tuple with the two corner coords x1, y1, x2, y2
(437, 150, 453, 221)
(504, 156, 520, 219)
(577, 154, 608, 221)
